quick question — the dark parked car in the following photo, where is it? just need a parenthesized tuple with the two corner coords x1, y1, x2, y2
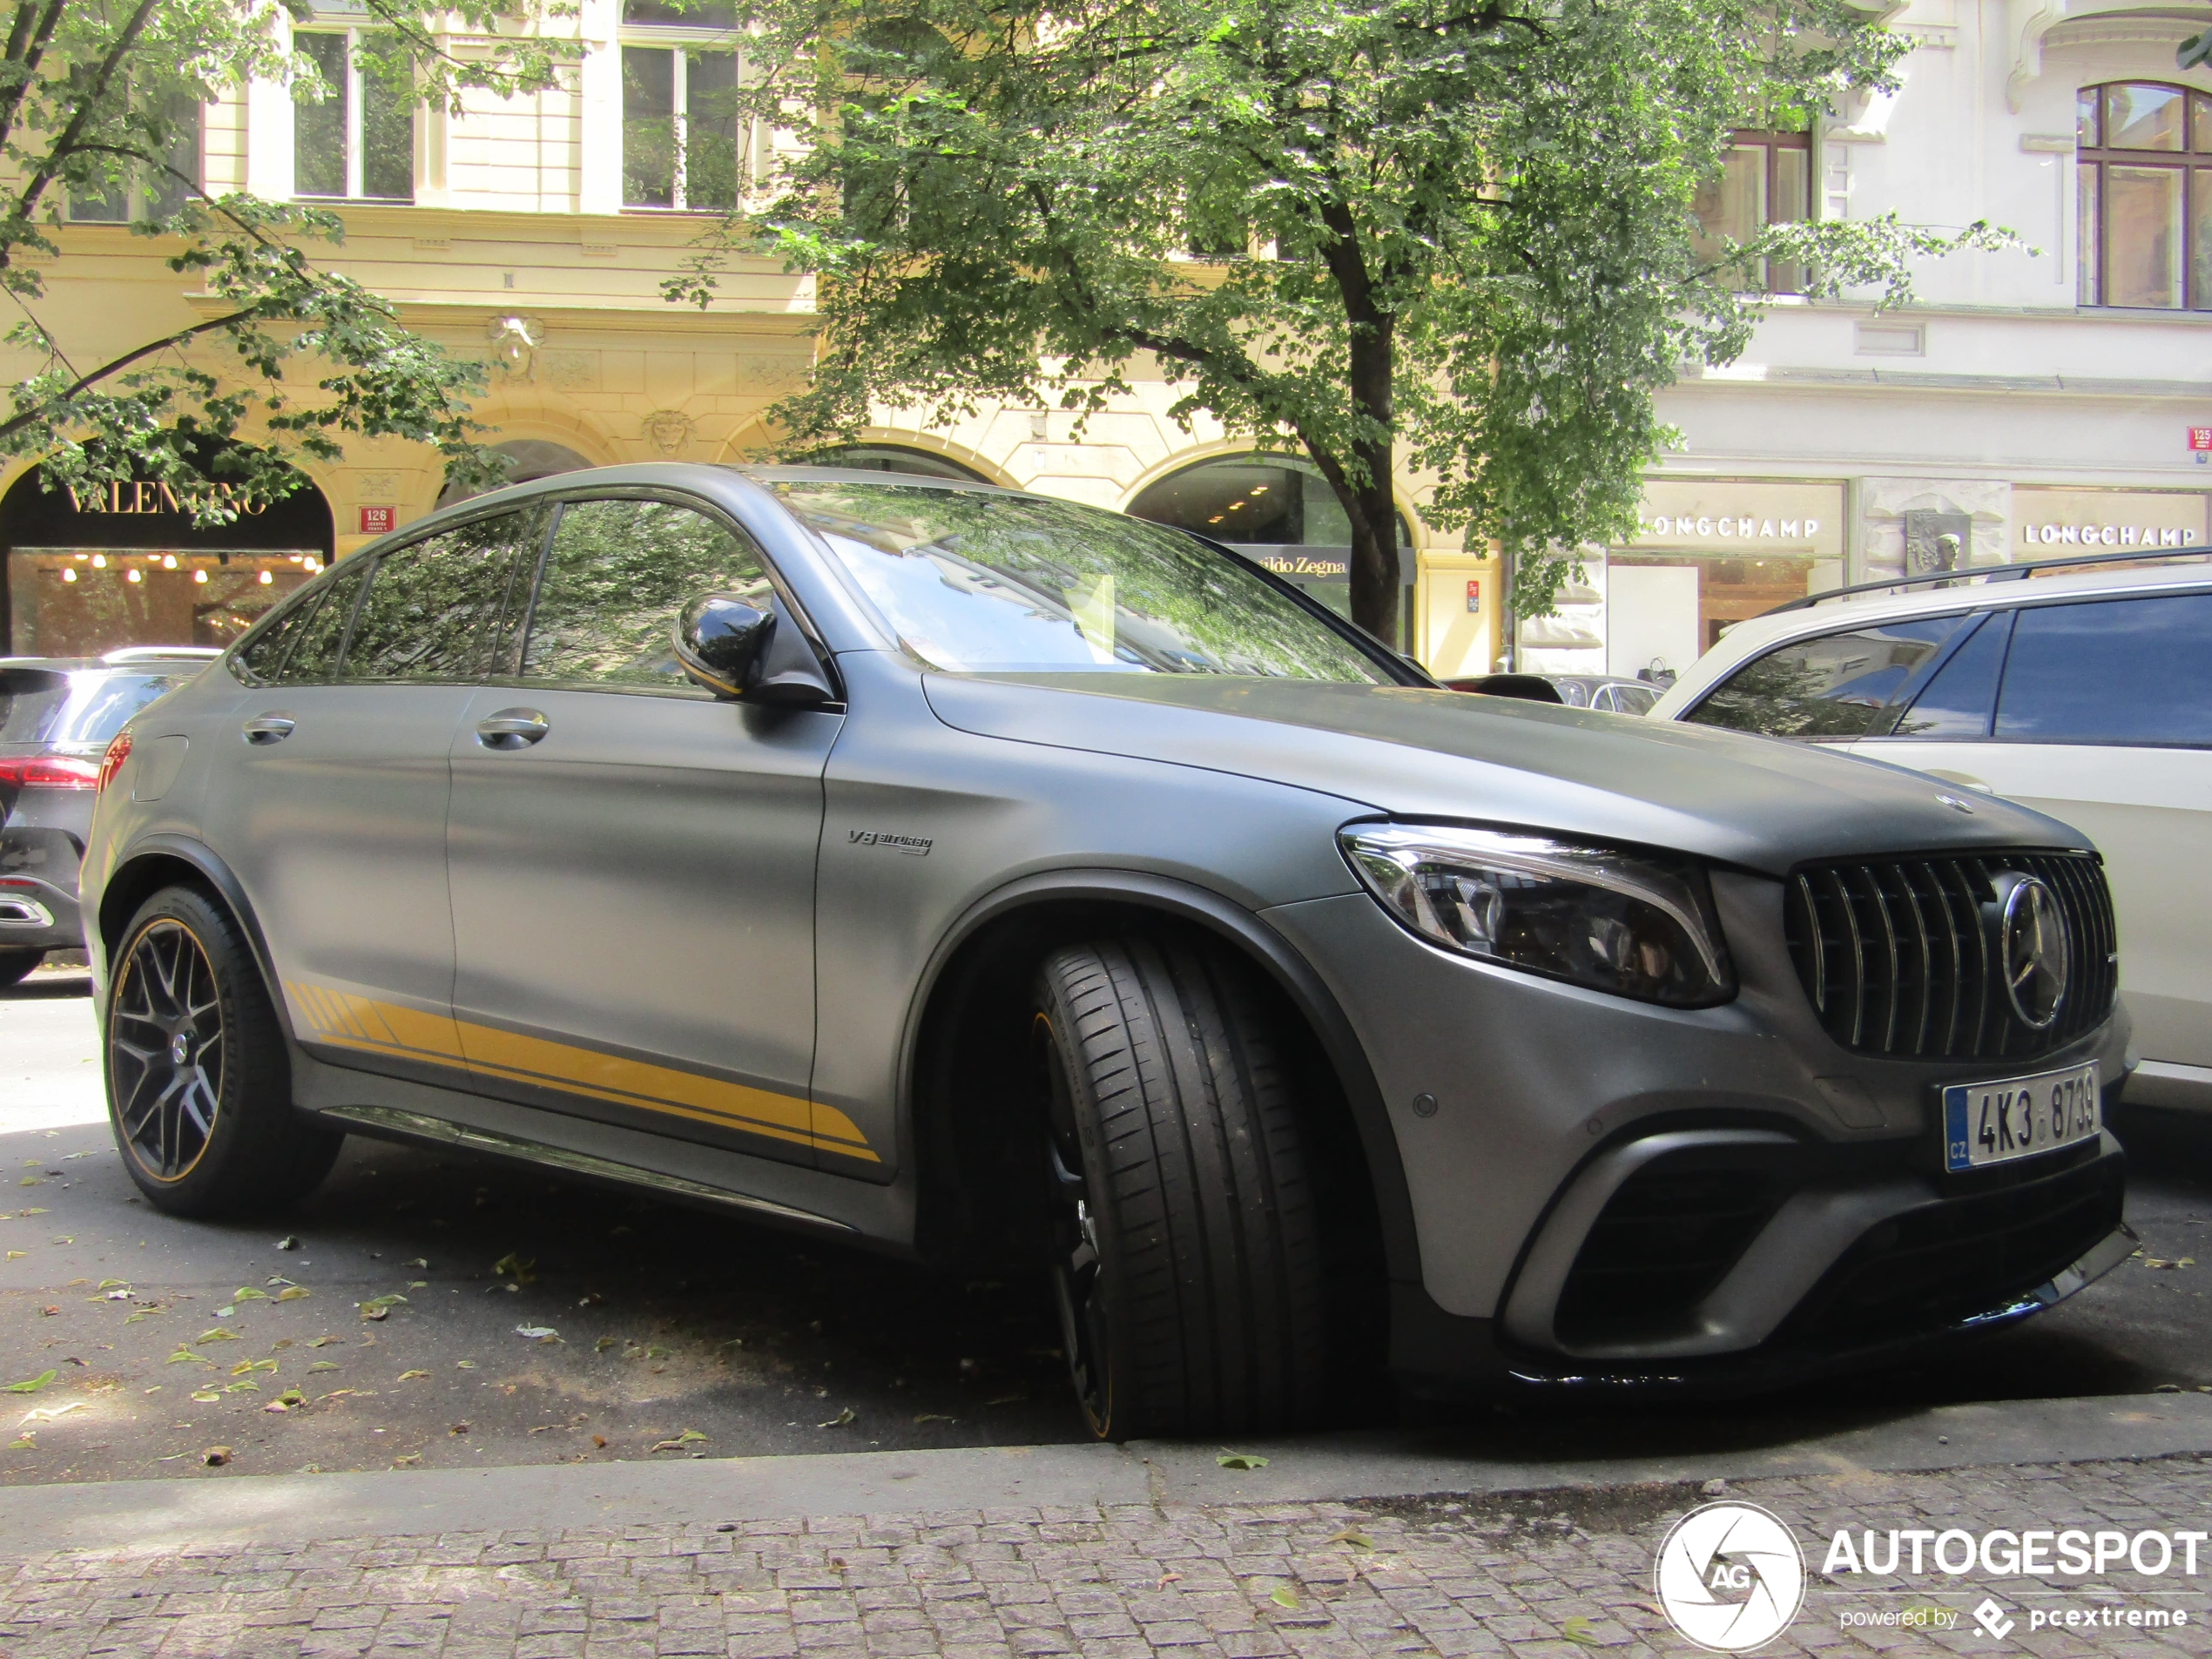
(0, 650, 215, 982)
(80, 468, 2134, 1436)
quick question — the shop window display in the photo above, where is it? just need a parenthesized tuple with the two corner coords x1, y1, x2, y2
(6, 550, 320, 658)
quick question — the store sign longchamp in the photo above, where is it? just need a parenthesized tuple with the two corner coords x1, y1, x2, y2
(2013, 487, 2205, 552)
(1627, 482, 1849, 560)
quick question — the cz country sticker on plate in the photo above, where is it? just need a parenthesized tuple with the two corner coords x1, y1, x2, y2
(1943, 1060, 2100, 1173)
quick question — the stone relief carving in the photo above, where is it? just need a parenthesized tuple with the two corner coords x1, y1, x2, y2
(644, 409, 696, 455)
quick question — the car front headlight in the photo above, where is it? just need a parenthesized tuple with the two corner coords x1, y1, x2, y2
(1338, 821, 1736, 1007)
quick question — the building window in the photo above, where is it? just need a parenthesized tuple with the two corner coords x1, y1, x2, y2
(621, 1, 744, 211)
(294, 30, 414, 203)
(68, 93, 201, 223)
(1691, 132, 1811, 294)
(2076, 82, 2212, 308)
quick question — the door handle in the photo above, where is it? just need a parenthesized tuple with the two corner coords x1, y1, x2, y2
(1925, 768, 1997, 795)
(475, 708, 549, 750)
(241, 714, 294, 745)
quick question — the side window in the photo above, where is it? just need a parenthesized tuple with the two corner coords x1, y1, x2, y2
(520, 496, 776, 690)
(340, 513, 530, 684)
(1994, 592, 2212, 745)
(269, 562, 369, 685)
(235, 589, 327, 684)
(1891, 613, 2012, 738)
(1685, 615, 1972, 738)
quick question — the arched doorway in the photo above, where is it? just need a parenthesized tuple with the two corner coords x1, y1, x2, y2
(437, 438, 597, 509)
(1, 463, 335, 657)
(1126, 454, 1413, 633)
(799, 443, 994, 482)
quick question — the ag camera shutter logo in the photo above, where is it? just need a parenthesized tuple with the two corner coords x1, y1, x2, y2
(1655, 1501, 1807, 1651)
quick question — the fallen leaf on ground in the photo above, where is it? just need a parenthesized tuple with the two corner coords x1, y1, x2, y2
(393, 1453, 421, 1467)
(816, 1406, 856, 1428)
(5, 1433, 30, 1450)
(449, 1422, 469, 1435)
(1562, 1615, 1601, 1646)
(263, 1390, 307, 1413)
(3, 1252, 23, 1261)
(199, 1328, 241, 1343)
(1217, 1452, 1269, 1470)
(404, 1258, 428, 1270)
(17, 1208, 45, 1216)
(231, 1287, 269, 1303)
(1270, 1587, 1300, 1610)
(455, 1360, 476, 1370)
(492, 1251, 537, 1285)
(1157, 1573, 1182, 1588)
(595, 1336, 618, 1353)
(166, 1348, 206, 1366)
(17, 1401, 84, 1425)
(911, 1413, 956, 1424)
(577, 1292, 604, 1306)
(515, 1325, 559, 1342)
(406, 1281, 428, 1291)
(39, 1305, 57, 1316)
(397, 1369, 429, 1381)
(307, 1361, 339, 1373)
(230, 1359, 276, 1376)
(3, 1371, 57, 1394)
(190, 1390, 220, 1404)
(591, 1434, 608, 1448)
(225, 1380, 260, 1393)
(651, 1429, 708, 1452)
(98, 1278, 129, 1290)
(275, 1287, 311, 1303)
(307, 1336, 342, 1348)
(276, 1238, 300, 1251)
(984, 1393, 1027, 1406)
(202, 1447, 232, 1467)
(1326, 1527, 1374, 1551)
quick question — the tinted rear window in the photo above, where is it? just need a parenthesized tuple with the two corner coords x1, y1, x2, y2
(1994, 592, 2212, 745)
(0, 669, 71, 745)
(55, 674, 190, 745)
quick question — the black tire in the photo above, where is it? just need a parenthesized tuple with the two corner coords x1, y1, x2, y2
(105, 886, 342, 1217)
(0, 948, 42, 988)
(1031, 934, 1327, 1440)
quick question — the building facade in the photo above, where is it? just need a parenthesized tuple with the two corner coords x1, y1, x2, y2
(6, 0, 2209, 677)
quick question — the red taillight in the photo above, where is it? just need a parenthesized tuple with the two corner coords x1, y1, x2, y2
(0, 753, 102, 790)
(97, 732, 133, 793)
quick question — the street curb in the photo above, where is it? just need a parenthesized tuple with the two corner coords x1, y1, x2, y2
(5, 1392, 2211, 1556)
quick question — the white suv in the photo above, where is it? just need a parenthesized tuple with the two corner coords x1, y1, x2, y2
(1649, 555, 2210, 1114)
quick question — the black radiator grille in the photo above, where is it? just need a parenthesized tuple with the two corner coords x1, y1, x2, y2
(1784, 853, 2117, 1062)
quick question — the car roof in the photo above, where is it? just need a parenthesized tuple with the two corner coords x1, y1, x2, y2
(0, 653, 212, 674)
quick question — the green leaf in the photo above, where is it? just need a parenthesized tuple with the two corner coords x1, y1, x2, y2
(1217, 1452, 1269, 1470)
(1269, 1586, 1300, 1609)
(3, 1370, 57, 1394)
(1562, 1615, 1601, 1646)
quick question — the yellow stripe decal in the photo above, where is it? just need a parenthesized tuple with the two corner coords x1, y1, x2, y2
(286, 981, 877, 1163)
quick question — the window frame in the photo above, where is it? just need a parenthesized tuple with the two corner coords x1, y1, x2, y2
(293, 25, 415, 205)
(502, 488, 833, 698)
(2076, 81, 2212, 310)
(1693, 130, 1813, 296)
(1986, 588, 2212, 749)
(617, 10, 747, 213)
(335, 508, 543, 685)
(65, 93, 203, 224)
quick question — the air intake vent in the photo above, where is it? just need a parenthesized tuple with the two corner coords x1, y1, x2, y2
(1784, 853, 2116, 1062)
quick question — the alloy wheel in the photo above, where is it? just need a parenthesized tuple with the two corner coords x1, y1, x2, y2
(1034, 1013, 1112, 1435)
(110, 920, 226, 1181)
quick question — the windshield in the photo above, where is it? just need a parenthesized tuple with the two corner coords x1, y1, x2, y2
(769, 480, 1395, 683)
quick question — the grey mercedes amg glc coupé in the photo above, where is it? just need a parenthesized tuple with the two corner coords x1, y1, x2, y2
(78, 465, 2135, 1437)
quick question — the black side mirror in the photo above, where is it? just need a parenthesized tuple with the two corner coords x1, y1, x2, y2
(673, 592, 839, 708)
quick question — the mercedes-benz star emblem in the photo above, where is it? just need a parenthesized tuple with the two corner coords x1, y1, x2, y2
(1999, 875, 2069, 1029)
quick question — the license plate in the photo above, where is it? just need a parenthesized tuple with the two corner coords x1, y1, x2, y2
(1943, 1062, 2101, 1173)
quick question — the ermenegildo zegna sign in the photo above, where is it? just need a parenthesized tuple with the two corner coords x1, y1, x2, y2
(2011, 487, 2206, 551)
(1624, 482, 1849, 560)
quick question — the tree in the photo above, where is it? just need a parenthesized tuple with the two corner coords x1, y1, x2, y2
(667, 0, 2006, 646)
(0, 1, 576, 519)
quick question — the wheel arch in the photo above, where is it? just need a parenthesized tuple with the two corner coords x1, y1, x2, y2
(97, 836, 297, 1048)
(900, 869, 1421, 1289)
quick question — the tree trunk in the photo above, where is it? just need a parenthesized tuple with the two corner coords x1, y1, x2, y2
(1342, 436, 1399, 650)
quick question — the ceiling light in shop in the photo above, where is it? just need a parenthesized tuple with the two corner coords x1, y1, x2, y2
(303, 558, 321, 572)
(126, 569, 141, 583)
(60, 568, 76, 583)
(161, 554, 178, 569)
(258, 570, 273, 584)
(192, 569, 208, 585)
(91, 554, 106, 569)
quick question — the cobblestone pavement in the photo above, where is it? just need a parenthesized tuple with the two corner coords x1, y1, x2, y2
(5, 1453, 2212, 1657)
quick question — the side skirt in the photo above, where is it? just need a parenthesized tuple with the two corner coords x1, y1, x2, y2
(320, 1103, 853, 1235)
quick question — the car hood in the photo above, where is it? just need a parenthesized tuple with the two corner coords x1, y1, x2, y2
(922, 672, 2090, 877)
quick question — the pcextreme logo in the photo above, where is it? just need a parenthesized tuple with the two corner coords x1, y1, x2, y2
(1654, 1502, 1808, 1652)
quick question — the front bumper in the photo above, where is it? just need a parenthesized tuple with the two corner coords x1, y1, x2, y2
(1261, 869, 2135, 1394)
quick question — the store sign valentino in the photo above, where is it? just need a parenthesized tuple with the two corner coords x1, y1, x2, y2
(63, 480, 268, 516)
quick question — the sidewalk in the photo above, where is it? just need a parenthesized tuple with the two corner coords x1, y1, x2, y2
(4, 1456, 2210, 1657)
(7, 1395, 2212, 1657)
